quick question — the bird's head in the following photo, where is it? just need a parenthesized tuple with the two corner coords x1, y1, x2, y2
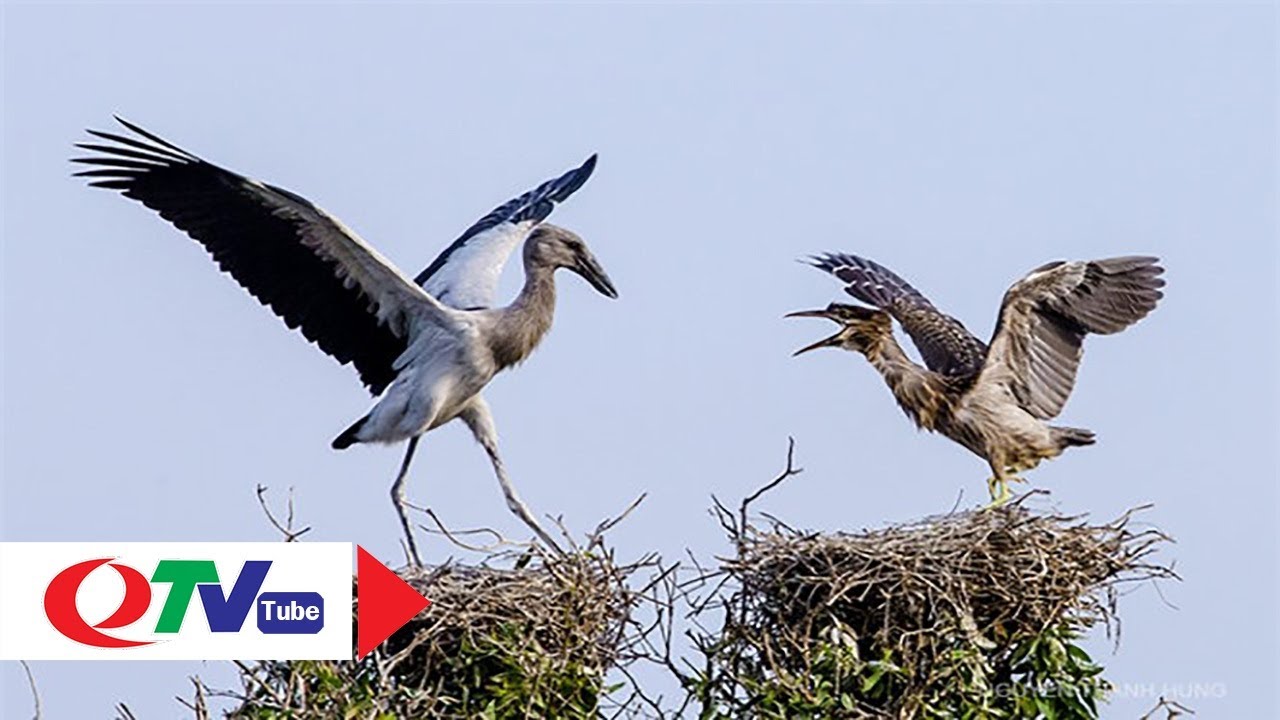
(528, 224, 618, 299)
(786, 303, 892, 356)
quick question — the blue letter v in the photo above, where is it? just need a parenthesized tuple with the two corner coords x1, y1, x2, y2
(198, 560, 272, 632)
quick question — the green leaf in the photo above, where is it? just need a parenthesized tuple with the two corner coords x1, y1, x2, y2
(861, 665, 886, 694)
(1066, 644, 1092, 664)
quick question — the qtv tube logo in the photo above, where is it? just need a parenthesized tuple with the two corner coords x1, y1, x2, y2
(0, 543, 352, 660)
(45, 558, 323, 646)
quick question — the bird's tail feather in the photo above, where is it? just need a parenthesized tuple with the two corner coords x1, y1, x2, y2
(1051, 426, 1097, 449)
(332, 415, 369, 450)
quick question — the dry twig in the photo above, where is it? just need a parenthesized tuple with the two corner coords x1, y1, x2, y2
(19, 661, 41, 720)
(1139, 696, 1196, 719)
(254, 484, 311, 542)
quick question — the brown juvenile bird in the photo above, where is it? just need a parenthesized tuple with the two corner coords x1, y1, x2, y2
(789, 253, 1165, 503)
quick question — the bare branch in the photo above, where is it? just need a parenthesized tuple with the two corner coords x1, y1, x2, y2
(254, 484, 311, 542)
(593, 493, 648, 540)
(1139, 696, 1197, 719)
(418, 506, 531, 554)
(739, 437, 803, 537)
(19, 661, 41, 720)
(175, 676, 211, 720)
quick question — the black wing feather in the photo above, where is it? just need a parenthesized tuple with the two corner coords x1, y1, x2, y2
(74, 119, 406, 394)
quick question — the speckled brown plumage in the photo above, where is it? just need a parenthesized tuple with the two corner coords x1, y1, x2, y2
(791, 254, 1165, 502)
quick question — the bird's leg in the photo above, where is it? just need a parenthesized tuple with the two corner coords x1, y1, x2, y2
(484, 444, 565, 555)
(995, 478, 1014, 505)
(461, 398, 565, 554)
(985, 457, 1013, 507)
(390, 436, 423, 567)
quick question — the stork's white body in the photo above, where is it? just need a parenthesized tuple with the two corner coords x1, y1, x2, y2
(360, 316, 493, 443)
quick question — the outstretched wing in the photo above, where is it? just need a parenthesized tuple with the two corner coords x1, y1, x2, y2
(810, 253, 988, 377)
(415, 155, 596, 309)
(975, 256, 1165, 419)
(74, 117, 459, 395)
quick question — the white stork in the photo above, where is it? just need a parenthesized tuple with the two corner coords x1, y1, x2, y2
(75, 118, 617, 561)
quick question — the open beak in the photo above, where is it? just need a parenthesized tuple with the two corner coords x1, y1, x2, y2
(575, 254, 619, 299)
(786, 308, 840, 356)
(791, 332, 842, 356)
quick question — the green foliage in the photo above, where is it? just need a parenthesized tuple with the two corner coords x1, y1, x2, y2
(1004, 627, 1109, 720)
(223, 659, 383, 720)
(689, 623, 1109, 720)
(434, 621, 608, 719)
(691, 640, 905, 719)
(230, 629, 614, 720)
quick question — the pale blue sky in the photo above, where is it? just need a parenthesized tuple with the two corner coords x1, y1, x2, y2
(3, 2, 1276, 717)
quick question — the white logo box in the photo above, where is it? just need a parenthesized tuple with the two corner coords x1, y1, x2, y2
(0, 542, 353, 660)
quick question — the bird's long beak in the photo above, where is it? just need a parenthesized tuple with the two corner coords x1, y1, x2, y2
(575, 254, 619, 299)
(786, 308, 840, 356)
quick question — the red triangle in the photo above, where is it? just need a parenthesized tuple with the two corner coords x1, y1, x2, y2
(356, 545, 431, 660)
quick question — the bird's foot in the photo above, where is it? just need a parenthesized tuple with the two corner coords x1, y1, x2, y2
(505, 497, 566, 555)
(400, 532, 424, 568)
(984, 476, 1014, 507)
(998, 476, 1028, 505)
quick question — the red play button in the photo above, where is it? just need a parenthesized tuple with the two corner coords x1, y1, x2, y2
(355, 546, 431, 660)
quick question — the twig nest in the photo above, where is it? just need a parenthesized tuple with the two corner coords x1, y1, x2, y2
(688, 499, 1175, 718)
(228, 548, 642, 720)
(383, 552, 630, 704)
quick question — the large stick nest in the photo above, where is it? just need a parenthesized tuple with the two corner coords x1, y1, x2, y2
(380, 549, 633, 714)
(223, 542, 656, 719)
(730, 500, 1168, 658)
(684, 475, 1176, 718)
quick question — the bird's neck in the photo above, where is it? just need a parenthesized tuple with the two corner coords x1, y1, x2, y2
(865, 334, 947, 431)
(490, 260, 557, 370)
